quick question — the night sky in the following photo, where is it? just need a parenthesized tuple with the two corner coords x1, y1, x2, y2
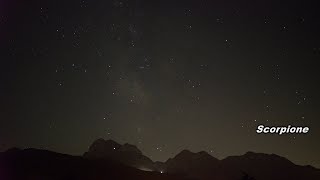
(1, 0, 320, 168)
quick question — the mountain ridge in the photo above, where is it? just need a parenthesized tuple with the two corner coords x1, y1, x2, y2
(83, 138, 319, 170)
(82, 138, 320, 180)
(1, 139, 319, 180)
(0, 148, 190, 180)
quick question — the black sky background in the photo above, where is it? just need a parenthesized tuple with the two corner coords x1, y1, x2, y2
(1, 0, 320, 168)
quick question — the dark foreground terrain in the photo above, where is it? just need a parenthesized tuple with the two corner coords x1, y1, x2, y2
(1, 139, 319, 180)
(0, 148, 190, 180)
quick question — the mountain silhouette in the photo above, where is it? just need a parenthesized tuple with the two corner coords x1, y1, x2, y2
(83, 138, 157, 171)
(83, 139, 320, 180)
(0, 148, 190, 180)
(165, 149, 242, 180)
(221, 151, 320, 180)
(1, 139, 320, 180)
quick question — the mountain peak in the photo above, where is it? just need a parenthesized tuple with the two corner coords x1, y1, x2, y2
(244, 151, 256, 155)
(174, 150, 216, 159)
(243, 151, 292, 163)
(166, 149, 219, 167)
(172, 149, 195, 160)
(86, 139, 121, 157)
(197, 150, 210, 156)
(120, 143, 142, 155)
(84, 139, 156, 171)
(178, 149, 193, 155)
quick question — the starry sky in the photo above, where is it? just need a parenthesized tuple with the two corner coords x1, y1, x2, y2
(1, 0, 320, 168)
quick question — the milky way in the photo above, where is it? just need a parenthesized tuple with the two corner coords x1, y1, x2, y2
(1, 0, 320, 168)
